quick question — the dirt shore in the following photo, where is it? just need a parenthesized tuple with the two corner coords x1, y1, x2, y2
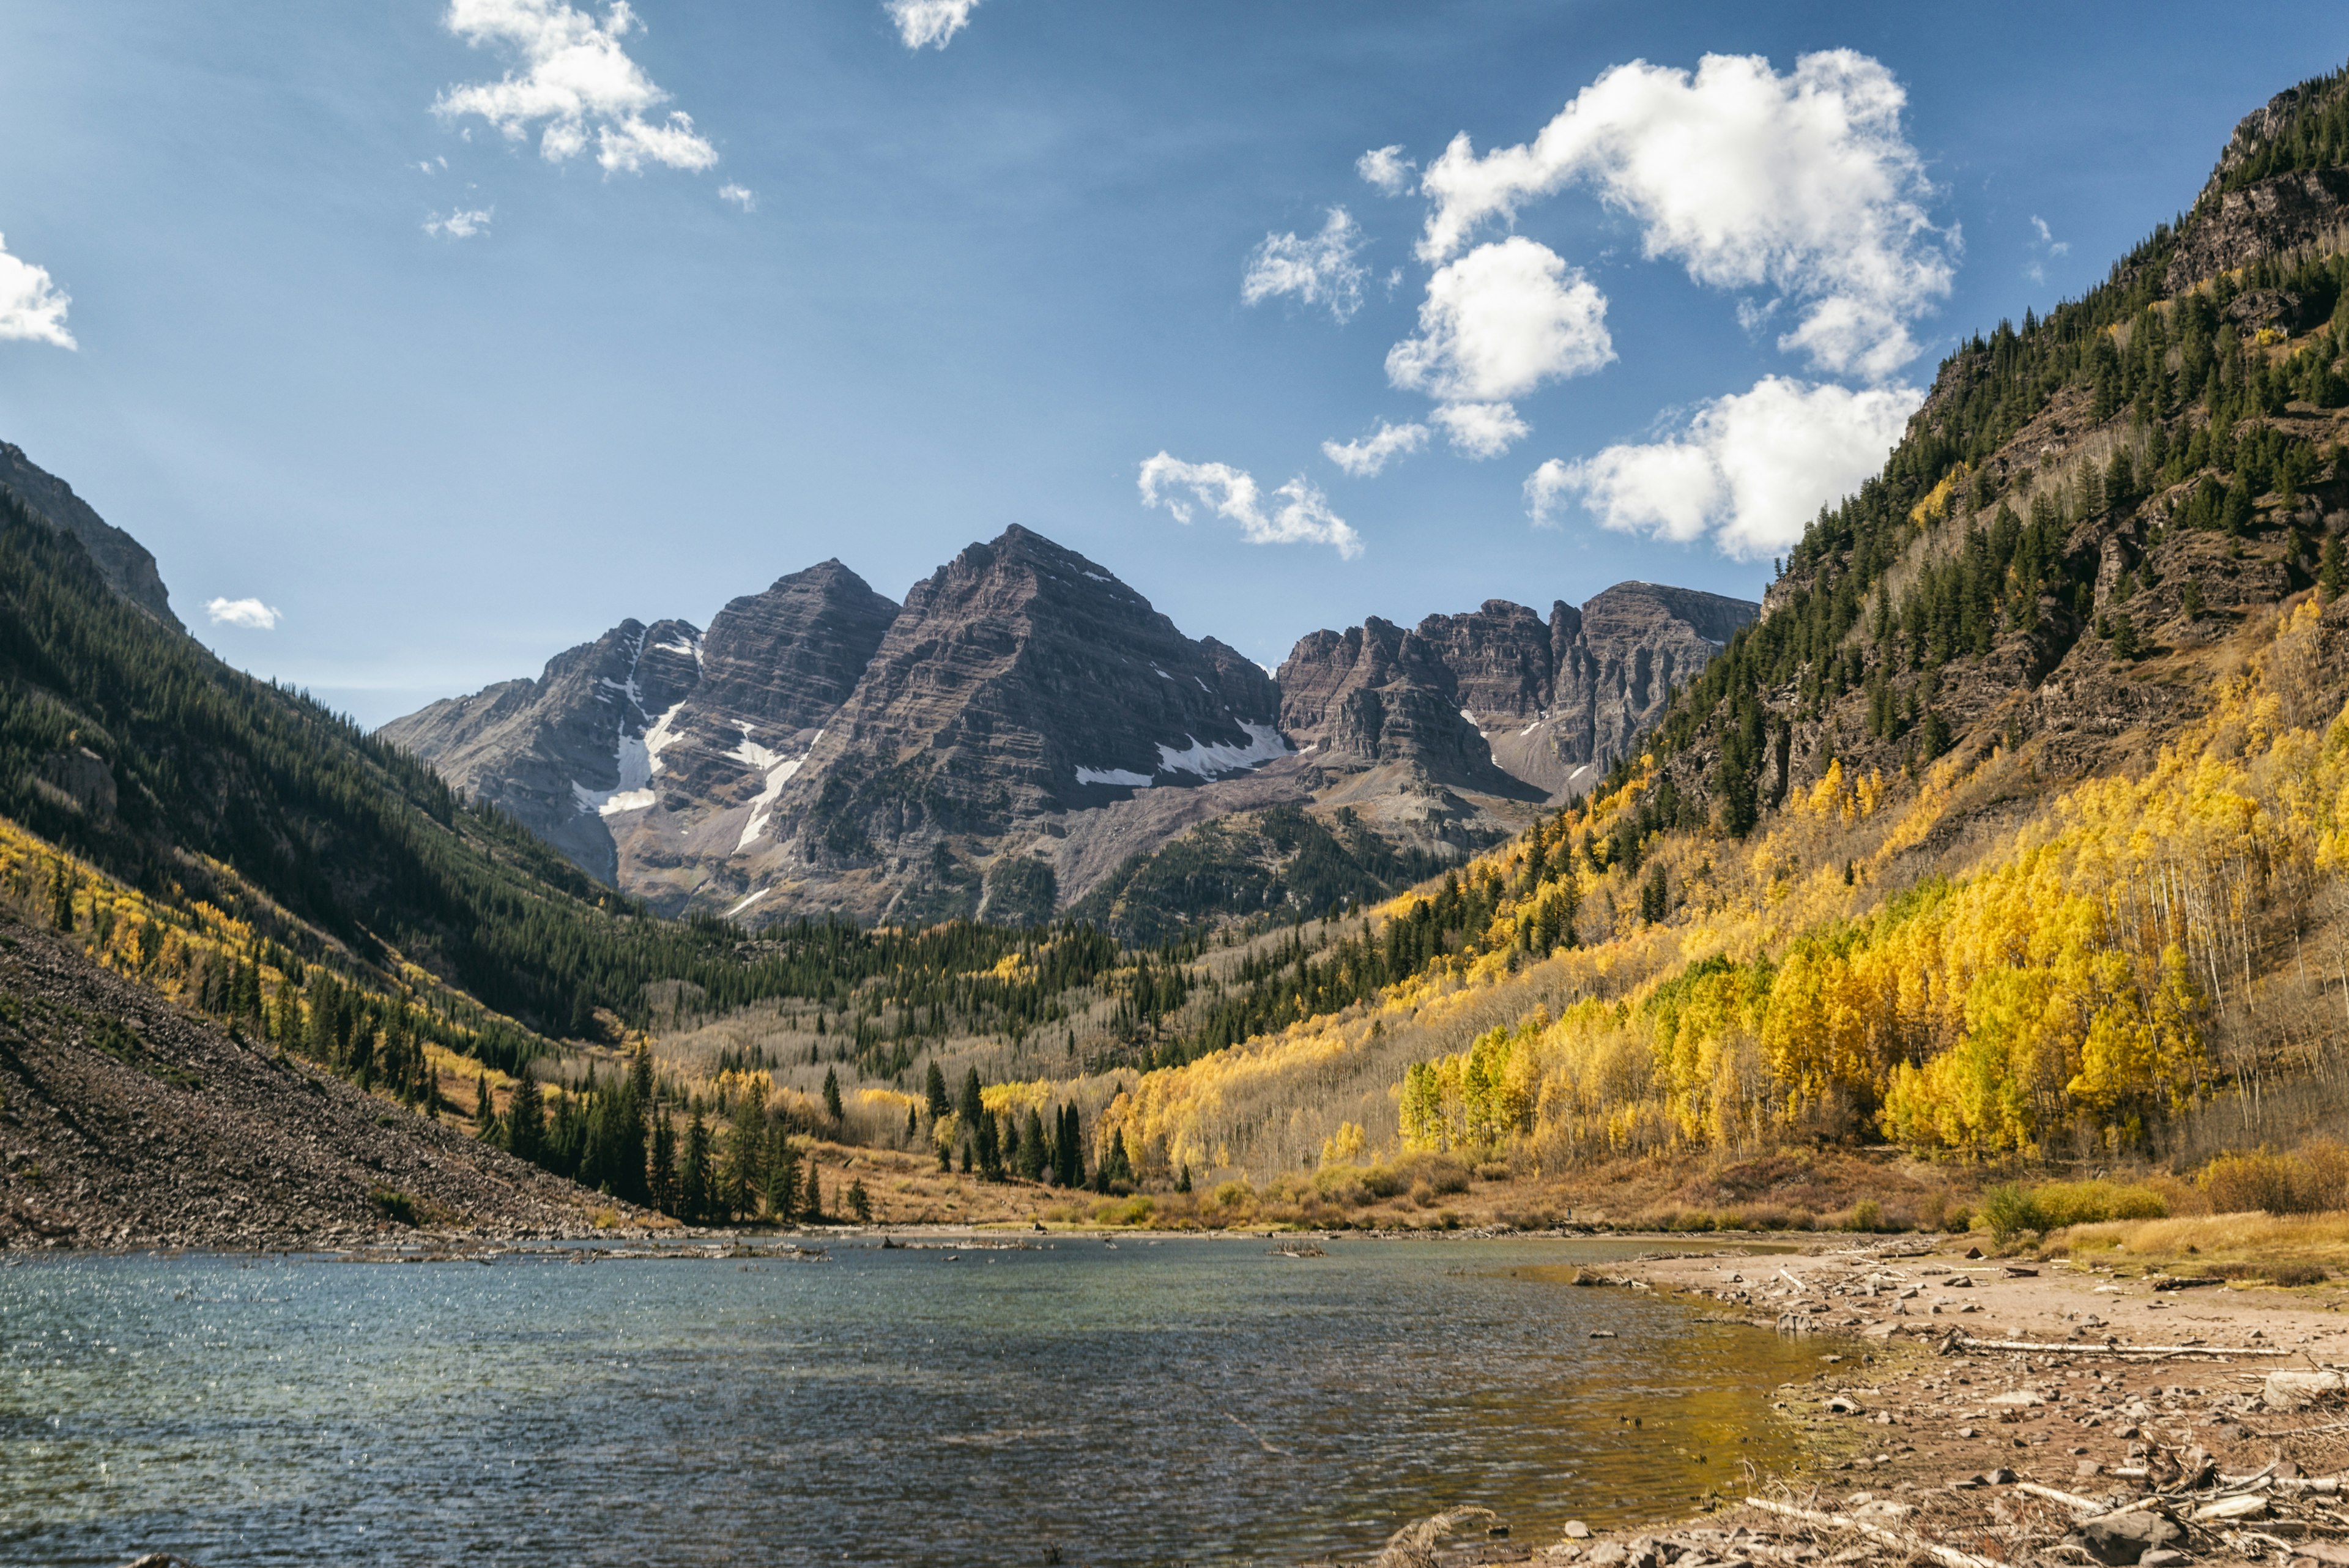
(1394, 1237, 2349, 1568)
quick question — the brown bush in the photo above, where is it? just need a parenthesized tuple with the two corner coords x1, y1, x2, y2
(2198, 1140, 2349, 1215)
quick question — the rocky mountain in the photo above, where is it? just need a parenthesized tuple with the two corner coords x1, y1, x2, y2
(377, 615, 703, 883)
(378, 560, 898, 889)
(709, 526, 1291, 924)
(1278, 582, 1757, 798)
(0, 440, 179, 631)
(387, 522, 1755, 930)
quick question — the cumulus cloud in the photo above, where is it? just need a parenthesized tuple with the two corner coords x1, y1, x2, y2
(886, 0, 979, 50)
(1242, 207, 1368, 323)
(1386, 236, 1612, 404)
(1321, 420, 1428, 478)
(1138, 453, 1363, 559)
(1356, 144, 1416, 195)
(718, 182, 756, 212)
(424, 206, 494, 239)
(1417, 51, 1953, 381)
(0, 234, 74, 349)
(206, 597, 282, 631)
(435, 0, 719, 174)
(1430, 401, 1530, 459)
(1527, 375, 1918, 557)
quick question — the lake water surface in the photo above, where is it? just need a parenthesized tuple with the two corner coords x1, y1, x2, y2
(2, 1236, 1819, 1567)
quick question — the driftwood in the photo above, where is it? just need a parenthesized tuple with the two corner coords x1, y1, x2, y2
(1949, 1335, 2291, 1356)
(1743, 1496, 2002, 1568)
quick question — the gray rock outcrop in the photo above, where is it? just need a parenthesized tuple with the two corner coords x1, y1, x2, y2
(0, 440, 180, 630)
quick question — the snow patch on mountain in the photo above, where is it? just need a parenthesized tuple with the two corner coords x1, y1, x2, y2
(1154, 721, 1291, 779)
(735, 729, 821, 853)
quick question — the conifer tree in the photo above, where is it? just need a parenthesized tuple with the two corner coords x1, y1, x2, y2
(822, 1065, 844, 1124)
(473, 1072, 497, 1139)
(846, 1178, 871, 1223)
(649, 1106, 677, 1213)
(763, 1124, 800, 1221)
(924, 1060, 951, 1120)
(957, 1066, 984, 1131)
(724, 1088, 766, 1221)
(506, 1072, 546, 1164)
(48, 860, 72, 932)
(678, 1112, 710, 1225)
(2323, 532, 2346, 603)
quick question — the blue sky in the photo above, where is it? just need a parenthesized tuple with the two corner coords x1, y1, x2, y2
(1, 2, 2345, 725)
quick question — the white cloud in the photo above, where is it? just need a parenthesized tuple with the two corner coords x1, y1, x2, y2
(2025, 214, 2068, 284)
(1430, 401, 1529, 459)
(1417, 51, 1953, 381)
(1242, 207, 1368, 323)
(886, 0, 980, 50)
(435, 0, 719, 174)
(0, 234, 73, 349)
(1322, 420, 1428, 478)
(1528, 375, 1918, 557)
(424, 206, 495, 239)
(1138, 453, 1362, 559)
(1356, 144, 1416, 195)
(1385, 236, 1612, 404)
(206, 597, 282, 630)
(718, 182, 756, 212)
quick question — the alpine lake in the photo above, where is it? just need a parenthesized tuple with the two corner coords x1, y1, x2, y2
(2, 1235, 1827, 1566)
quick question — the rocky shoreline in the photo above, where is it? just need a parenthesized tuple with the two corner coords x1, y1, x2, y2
(1382, 1239, 2349, 1568)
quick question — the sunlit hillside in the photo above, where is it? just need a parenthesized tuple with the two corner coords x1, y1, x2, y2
(1072, 67, 2349, 1213)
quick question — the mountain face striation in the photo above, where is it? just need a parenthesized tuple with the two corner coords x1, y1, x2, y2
(1278, 583, 1757, 799)
(386, 520, 1755, 928)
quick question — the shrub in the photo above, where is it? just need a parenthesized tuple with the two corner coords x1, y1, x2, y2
(1474, 1161, 1512, 1183)
(1942, 1205, 1973, 1233)
(370, 1186, 417, 1226)
(1091, 1194, 1155, 1227)
(1848, 1199, 1885, 1232)
(1210, 1179, 1256, 1213)
(2199, 1141, 2349, 1214)
(1981, 1183, 2043, 1245)
(2031, 1180, 2169, 1228)
(1982, 1179, 2166, 1243)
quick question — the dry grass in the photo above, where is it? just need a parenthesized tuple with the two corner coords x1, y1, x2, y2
(2053, 1209, 2349, 1278)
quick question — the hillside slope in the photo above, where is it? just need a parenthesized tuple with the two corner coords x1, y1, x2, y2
(1055, 61, 2349, 1205)
(0, 902, 608, 1248)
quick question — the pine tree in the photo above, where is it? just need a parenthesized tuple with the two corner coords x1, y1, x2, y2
(924, 1059, 951, 1120)
(473, 1073, 497, 1138)
(822, 1065, 844, 1124)
(506, 1072, 546, 1165)
(48, 860, 73, 932)
(763, 1125, 800, 1221)
(804, 1165, 824, 1223)
(724, 1088, 766, 1221)
(957, 1066, 984, 1130)
(846, 1178, 872, 1224)
(679, 1112, 711, 1225)
(649, 1107, 677, 1213)
(2323, 532, 2346, 603)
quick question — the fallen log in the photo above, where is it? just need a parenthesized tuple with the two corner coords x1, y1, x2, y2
(1744, 1496, 2002, 1568)
(1948, 1336, 2290, 1357)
